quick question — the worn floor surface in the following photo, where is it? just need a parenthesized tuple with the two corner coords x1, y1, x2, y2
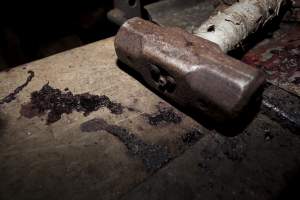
(0, 38, 299, 200)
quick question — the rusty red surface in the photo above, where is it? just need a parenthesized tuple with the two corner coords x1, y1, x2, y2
(242, 24, 300, 96)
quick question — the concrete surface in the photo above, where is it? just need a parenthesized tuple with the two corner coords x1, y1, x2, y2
(0, 37, 299, 200)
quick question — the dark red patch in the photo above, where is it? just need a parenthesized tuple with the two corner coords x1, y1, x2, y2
(20, 84, 123, 124)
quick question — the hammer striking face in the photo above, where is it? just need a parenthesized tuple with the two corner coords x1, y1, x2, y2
(115, 18, 265, 122)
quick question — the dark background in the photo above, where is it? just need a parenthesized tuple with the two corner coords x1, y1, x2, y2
(0, 1, 117, 69)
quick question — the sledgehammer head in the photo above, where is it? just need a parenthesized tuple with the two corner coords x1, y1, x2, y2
(115, 18, 265, 122)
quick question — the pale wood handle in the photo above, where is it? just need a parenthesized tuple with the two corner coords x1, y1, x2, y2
(194, 0, 286, 52)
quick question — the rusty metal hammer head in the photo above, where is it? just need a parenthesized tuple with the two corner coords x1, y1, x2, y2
(115, 18, 265, 122)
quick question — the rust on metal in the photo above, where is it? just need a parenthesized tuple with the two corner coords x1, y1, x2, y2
(115, 18, 265, 122)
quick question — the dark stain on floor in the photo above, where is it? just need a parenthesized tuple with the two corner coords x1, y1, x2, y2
(221, 137, 247, 162)
(145, 106, 182, 126)
(0, 71, 34, 105)
(20, 83, 123, 124)
(80, 118, 171, 171)
(181, 129, 204, 146)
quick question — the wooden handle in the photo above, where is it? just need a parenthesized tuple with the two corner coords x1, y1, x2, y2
(194, 0, 286, 52)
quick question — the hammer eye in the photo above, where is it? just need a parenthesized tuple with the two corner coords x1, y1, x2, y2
(149, 64, 176, 93)
(149, 64, 160, 81)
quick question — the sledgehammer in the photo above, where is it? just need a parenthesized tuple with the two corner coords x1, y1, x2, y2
(114, 0, 287, 121)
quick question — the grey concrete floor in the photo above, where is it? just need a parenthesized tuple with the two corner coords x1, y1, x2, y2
(0, 38, 299, 200)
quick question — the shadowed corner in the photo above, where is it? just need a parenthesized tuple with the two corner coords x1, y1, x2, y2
(277, 167, 300, 200)
(0, 112, 8, 137)
(116, 59, 262, 137)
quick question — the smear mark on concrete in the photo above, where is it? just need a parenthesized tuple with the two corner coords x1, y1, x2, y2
(80, 118, 170, 171)
(0, 71, 34, 105)
(144, 103, 182, 126)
